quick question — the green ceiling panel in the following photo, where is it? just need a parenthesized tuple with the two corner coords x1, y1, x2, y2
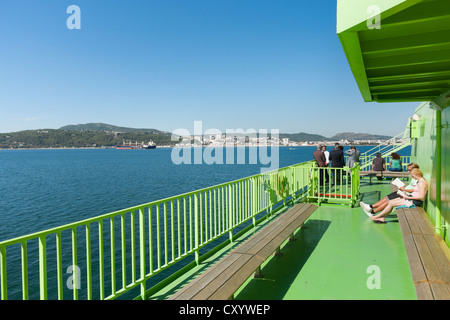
(337, 0, 450, 106)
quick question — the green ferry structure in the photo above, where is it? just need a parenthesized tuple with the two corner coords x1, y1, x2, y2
(0, 0, 449, 301)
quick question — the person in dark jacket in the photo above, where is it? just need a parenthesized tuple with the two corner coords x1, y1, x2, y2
(329, 145, 345, 184)
(313, 145, 326, 167)
(313, 145, 328, 185)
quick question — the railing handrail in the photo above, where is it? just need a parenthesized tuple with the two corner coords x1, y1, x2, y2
(361, 130, 410, 158)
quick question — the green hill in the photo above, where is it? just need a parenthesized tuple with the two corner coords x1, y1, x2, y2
(0, 128, 175, 149)
(59, 123, 169, 134)
(329, 132, 392, 141)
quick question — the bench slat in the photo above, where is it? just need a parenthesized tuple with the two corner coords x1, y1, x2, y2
(403, 234, 428, 283)
(193, 254, 260, 300)
(397, 210, 412, 235)
(169, 202, 318, 300)
(404, 208, 423, 234)
(429, 281, 450, 300)
(423, 234, 450, 284)
(249, 207, 313, 261)
(233, 204, 314, 258)
(170, 253, 245, 300)
(412, 209, 434, 235)
(413, 234, 444, 283)
(415, 282, 434, 300)
(397, 207, 450, 300)
(208, 255, 264, 300)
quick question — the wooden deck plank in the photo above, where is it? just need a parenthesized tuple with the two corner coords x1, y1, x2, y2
(404, 208, 423, 235)
(207, 256, 265, 300)
(169, 253, 244, 300)
(245, 207, 313, 260)
(411, 209, 434, 235)
(397, 207, 450, 300)
(192, 254, 257, 300)
(232, 204, 313, 256)
(423, 234, 450, 284)
(169, 202, 318, 300)
(415, 282, 434, 300)
(429, 281, 450, 300)
(413, 234, 444, 283)
(402, 233, 428, 283)
(397, 210, 412, 235)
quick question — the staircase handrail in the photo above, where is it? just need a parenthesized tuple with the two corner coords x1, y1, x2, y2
(361, 130, 409, 158)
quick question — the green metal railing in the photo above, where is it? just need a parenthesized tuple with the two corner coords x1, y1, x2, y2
(308, 164, 360, 207)
(358, 155, 411, 172)
(0, 160, 360, 300)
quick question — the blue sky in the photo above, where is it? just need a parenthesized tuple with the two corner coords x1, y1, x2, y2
(0, 0, 418, 137)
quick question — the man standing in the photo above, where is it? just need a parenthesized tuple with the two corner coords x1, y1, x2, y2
(329, 144, 345, 184)
(313, 145, 326, 167)
(313, 145, 327, 185)
(322, 145, 330, 166)
(345, 146, 361, 168)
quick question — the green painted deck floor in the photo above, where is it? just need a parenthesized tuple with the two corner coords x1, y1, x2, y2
(234, 179, 417, 300)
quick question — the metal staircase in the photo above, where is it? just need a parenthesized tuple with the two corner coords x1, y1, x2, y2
(359, 125, 411, 171)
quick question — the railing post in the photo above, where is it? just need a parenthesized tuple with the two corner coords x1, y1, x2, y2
(72, 227, 78, 300)
(98, 219, 105, 300)
(194, 193, 199, 264)
(21, 241, 28, 300)
(251, 177, 256, 227)
(85, 223, 92, 300)
(139, 207, 146, 300)
(38, 235, 47, 300)
(228, 184, 234, 243)
(0, 245, 6, 300)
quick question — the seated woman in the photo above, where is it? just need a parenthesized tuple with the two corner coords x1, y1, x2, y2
(388, 153, 403, 172)
(360, 163, 419, 215)
(369, 168, 427, 223)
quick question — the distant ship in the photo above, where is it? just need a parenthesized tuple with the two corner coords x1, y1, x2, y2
(116, 140, 156, 150)
(141, 144, 156, 149)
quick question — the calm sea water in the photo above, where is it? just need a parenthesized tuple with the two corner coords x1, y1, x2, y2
(0, 145, 410, 242)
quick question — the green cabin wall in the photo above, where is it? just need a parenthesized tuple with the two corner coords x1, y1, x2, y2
(412, 103, 449, 246)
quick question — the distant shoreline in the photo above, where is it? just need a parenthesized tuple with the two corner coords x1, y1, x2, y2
(0, 144, 382, 151)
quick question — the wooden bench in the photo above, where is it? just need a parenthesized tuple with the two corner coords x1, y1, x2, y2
(397, 207, 450, 300)
(169, 202, 318, 300)
(360, 170, 410, 184)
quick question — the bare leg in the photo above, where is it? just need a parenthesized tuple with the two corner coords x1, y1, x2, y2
(370, 198, 406, 222)
(372, 198, 388, 208)
(373, 200, 388, 213)
(370, 205, 393, 222)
